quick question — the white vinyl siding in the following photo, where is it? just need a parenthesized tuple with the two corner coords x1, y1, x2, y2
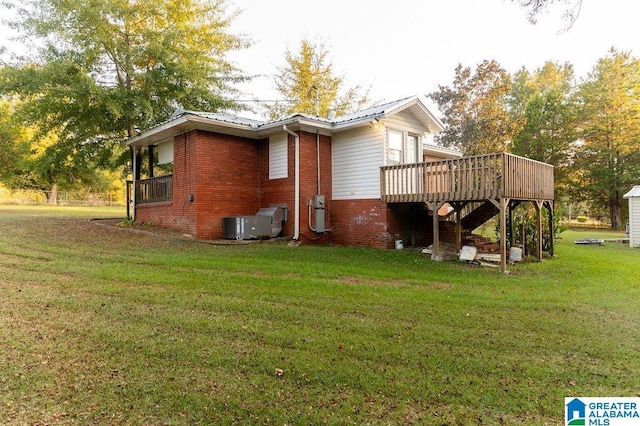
(332, 127, 384, 200)
(157, 140, 174, 165)
(269, 134, 288, 179)
(384, 109, 427, 134)
(630, 197, 640, 247)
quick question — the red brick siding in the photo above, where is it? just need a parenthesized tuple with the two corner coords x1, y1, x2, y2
(328, 200, 441, 249)
(297, 131, 332, 243)
(135, 130, 260, 239)
(329, 199, 391, 248)
(135, 132, 197, 235)
(135, 128, 445, 248)
(258, 135, 294, 236)
(258, 130, 332, 243)
(192, 131, 260, 238)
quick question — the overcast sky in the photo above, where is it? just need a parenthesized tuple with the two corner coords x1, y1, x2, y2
(227, 0, 640, 115)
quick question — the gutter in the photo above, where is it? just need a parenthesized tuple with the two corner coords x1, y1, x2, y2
(283, 125, 300, 240)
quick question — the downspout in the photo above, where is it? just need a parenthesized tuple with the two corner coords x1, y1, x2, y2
(316, 130, 320, 194)
(131, 146, 137, 221)
(283, 125, 300, 240)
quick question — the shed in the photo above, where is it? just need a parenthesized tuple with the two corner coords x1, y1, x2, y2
(624, 185, 640, 248)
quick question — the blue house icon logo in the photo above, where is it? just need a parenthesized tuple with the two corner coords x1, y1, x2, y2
(566, 398, 586, 425)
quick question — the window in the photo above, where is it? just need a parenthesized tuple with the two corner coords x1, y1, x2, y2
(387, 130, 403, 165)
(407, 134, 420, 163)
(387, 130, 421, 164)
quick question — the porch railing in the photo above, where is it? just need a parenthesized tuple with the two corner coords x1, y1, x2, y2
(135, 174, 173, 205)
(381, 153, 554, 203)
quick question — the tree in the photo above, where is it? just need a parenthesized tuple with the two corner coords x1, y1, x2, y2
(514, 0, 583, 27)
(573, 49, 640, 229)
(509, 62, 577, 196)
(264, 38, 369, 120)
(0, 97, 30, 185)
(429, 60, 521, 155)
(0, 0, 248, 185)
(508, 61, 575, 117)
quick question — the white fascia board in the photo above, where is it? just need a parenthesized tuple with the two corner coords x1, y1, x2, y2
(423, 144, 462, 158)
(127, 114, 261, 147)
(256, 117, 334, 137)
(624, 185, 640, 198)
(127, 115, 191, 147)
(421, 105, 445, 132)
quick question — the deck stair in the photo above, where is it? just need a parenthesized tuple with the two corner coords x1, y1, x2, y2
(460, 201, 499, 231)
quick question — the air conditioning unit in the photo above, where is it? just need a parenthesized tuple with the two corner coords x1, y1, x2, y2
(223, 206, 285, 240)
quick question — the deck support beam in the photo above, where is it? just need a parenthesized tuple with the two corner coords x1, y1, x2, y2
(533, 201, 544, 261)
(489, 197, 510, 273)
(545, 201, 555, 257)
(425, 201, 447, 261)
(449, 202, 467, 250)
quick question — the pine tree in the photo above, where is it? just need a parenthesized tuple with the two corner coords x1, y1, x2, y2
(574, 49, 640, 228)
(264, 38, 369, 120)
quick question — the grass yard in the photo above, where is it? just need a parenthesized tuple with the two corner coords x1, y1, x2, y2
(0, 206, 638, 424)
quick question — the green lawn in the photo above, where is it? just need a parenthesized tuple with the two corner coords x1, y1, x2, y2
(0, 206, 638, 424)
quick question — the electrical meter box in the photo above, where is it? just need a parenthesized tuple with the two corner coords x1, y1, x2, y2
(313, 194, 325, 233)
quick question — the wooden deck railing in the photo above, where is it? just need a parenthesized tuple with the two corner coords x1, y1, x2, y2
(135, 174, 173, 205)
(381, 153, 553, 203)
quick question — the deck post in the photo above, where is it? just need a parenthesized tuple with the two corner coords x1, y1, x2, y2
(545, 201, 554, 257)
(450, 201, 466, 251)
(425, 201, 446, 261)
(508, 202, 515, 248)
(455, 208, 462, 251)
(534, 201, 544, 261)
(489, 197, 510, 273)
(148, 145, 154, 178)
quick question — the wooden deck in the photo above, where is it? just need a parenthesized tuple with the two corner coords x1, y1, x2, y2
(380, 153, 554, 272)
(380, 153, 554, 204)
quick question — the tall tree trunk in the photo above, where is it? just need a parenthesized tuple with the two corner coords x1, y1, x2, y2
(48, 183, 58, 205)
(609, 191, 622, 229)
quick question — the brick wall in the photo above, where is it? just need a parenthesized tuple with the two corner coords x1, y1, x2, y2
(329, 199, 391, 248)
(192, 131, 260, 238)
(135, 130, 260, 239)
(134, 132, 198, 235)
(258, 133, 294, 236)
(258, 130, 332, 243)
(134, 128, 449, 248)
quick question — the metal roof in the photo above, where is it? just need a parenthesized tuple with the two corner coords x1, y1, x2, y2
(126, 95, 445, 147)
(170, 109, 264, 127)
(624, 185, 640, 198)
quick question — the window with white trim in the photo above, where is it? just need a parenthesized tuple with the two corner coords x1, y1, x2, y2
(387, 130, 403, 165)
(387, 130, 421, 164)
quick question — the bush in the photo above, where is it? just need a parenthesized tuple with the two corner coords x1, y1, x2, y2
(576, 215, 588, 223)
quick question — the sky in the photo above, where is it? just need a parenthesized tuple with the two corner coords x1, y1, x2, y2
(225, 0, 640, 116)
(1, 0, 638, 119)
